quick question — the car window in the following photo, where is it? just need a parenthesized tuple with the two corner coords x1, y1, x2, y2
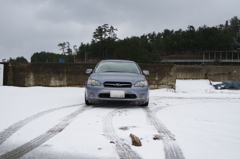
(95, 62, 141, 74)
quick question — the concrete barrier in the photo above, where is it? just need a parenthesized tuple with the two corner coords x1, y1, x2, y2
(1, 63, 240, 89)
(0, 64, 3, 86)
(176, 65, 240, 81)
(6, 63, 96, 87)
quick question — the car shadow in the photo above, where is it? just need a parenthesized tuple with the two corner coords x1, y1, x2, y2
(92, 101, 143, 109)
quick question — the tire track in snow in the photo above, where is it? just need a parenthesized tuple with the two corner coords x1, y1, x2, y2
(142, 107, 185, 159)
(103, 107, 141, 159)
(0, 104, 83, 145)
(0, 105, 90, 159)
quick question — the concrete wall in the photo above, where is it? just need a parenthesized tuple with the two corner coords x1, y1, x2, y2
(2, 63, 176, 89)
(176, 65, 240, 81)
(5, 63, 96, 87)
(140, 64, 176, 89)
(2, 63, 240, 89)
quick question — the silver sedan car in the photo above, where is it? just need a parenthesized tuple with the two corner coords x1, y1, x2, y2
(85, 60, 149, 106)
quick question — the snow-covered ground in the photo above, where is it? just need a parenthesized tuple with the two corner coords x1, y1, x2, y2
(0, 80, 240, 159)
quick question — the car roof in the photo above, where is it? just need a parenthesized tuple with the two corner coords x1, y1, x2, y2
(99, 59, 135, 63)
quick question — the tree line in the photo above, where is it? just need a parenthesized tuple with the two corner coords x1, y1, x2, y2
(76, 16, 239, 63)
(6, 16, 240, 63)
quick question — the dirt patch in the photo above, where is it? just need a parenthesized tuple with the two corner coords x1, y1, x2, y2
(119, 126, 137, 131)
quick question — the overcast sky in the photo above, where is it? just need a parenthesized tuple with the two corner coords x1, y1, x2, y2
(0, 0, 239, 62)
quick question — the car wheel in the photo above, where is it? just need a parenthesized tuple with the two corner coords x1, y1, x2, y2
(85, 98, 91, 105)
(85, 94, 92, 106)
(141, 101, 149, 107)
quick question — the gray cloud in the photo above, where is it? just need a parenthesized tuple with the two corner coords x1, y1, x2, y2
(0, 0, 239, 61)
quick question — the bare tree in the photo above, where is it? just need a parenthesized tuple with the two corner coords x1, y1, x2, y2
(65, 41, 72, 55)
(58, 42, 66, 54)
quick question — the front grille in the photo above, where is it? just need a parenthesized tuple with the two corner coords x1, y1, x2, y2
(104, 82, 132, 88)
(99, 93, 137, 99)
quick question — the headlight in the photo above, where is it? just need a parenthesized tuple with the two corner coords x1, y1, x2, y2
(135, 80, 148, 87)
(87, 79, 101, 86)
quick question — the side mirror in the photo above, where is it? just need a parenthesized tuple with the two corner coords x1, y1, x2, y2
(143, 70, 149, 75)
(86, 69, 93, 74)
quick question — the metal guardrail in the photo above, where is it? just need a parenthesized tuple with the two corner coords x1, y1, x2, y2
(160, 51, 240, 63)
(160, 59, 240, 63)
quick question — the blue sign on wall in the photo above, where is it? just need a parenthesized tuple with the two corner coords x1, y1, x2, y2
(59, 59, 65, 63)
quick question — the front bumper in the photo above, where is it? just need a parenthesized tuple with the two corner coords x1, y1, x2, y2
(85, 85, 149, 104)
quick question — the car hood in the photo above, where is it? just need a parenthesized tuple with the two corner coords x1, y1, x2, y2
(89, 73, 146, 84)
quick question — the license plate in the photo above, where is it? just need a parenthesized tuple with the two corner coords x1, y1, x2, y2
(110, 90, 125, 98)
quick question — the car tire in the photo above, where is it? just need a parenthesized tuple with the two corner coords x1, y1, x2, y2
(85, 98, 91, 105)
(141, 101, 149, 107)
(85, 93, 92, 106)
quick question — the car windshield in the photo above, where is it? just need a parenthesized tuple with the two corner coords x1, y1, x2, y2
(95, 62, 141, 74)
